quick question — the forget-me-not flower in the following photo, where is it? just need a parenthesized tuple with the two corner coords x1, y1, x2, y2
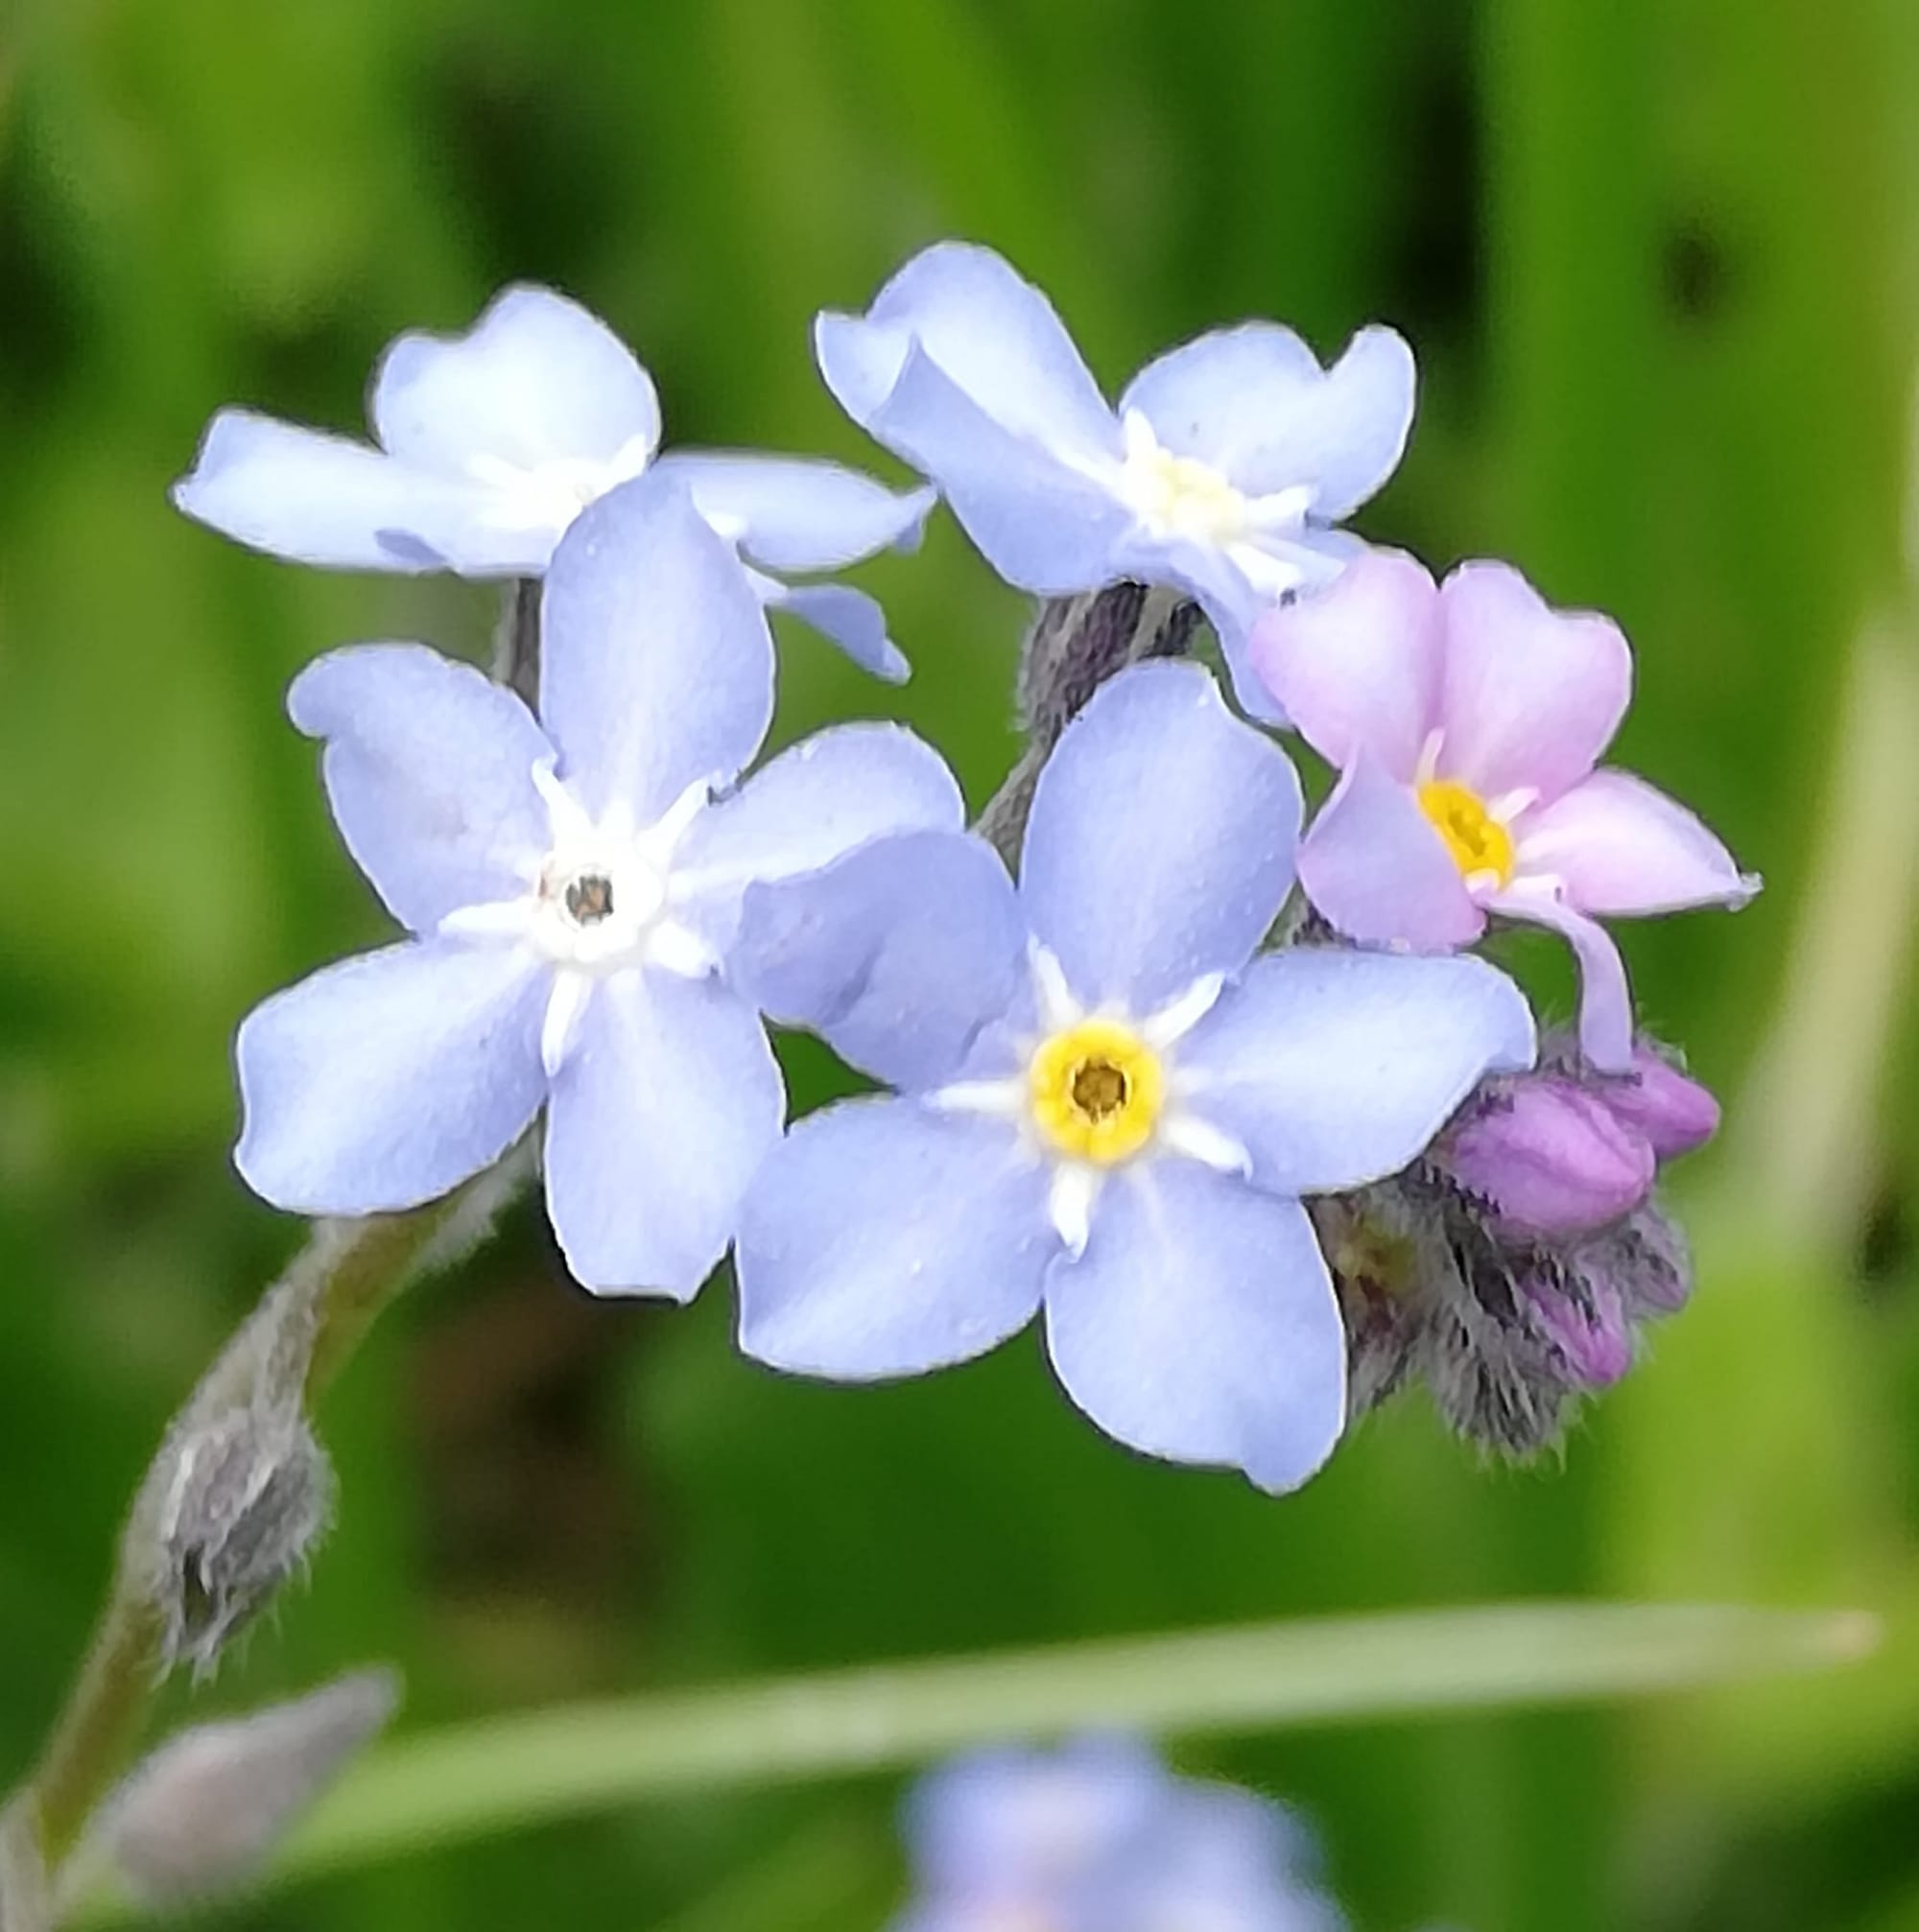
(815, 241, 1415, 713)
(233, 472, 961, 1296)
(175, 284, 935, 679)
(1249, 553, 1758, 1071)
(733, 661, 1534, 1492)
(891, 1735, 1345, 1932)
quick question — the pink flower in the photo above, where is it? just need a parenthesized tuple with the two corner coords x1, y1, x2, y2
(1250, 554, 1758, 1071)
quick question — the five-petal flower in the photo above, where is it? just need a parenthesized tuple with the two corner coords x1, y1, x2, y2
(1249, 552, 1759, 1071)
(174, 284, 936, 679)
(232, 473, 960, 1295)
(814, 242, 1415, 714)
(731, 660, 1535, 1492)
(892, 1735, 1344, 1932)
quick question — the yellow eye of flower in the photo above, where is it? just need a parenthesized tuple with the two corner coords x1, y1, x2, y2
(1416, 779, 1515, 887)
(1028, 1019, 1164, 1165)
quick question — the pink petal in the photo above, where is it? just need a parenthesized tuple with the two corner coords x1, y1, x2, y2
(1514, 768, 1758, 915)
(1490, 886, 1635, 1072)
(1246, 550, 1442, 779)
(1298, 752, 1485, 950)
(1435, 562, 1631, 803)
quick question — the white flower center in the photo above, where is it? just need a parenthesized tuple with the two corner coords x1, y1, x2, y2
(438, 766, 717, 1074)
(1117, 410, 1253, 546)
(467, 434, 656, 538)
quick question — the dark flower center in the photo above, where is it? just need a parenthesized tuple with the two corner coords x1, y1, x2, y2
(564, 874, 615, 924)
(1069, 1058, 1129, 1120)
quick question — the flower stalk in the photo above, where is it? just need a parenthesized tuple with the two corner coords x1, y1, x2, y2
(11, 1169, 514, 1885)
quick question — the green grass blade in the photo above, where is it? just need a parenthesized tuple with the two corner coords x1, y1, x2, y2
(146, 1601, 1874, 1906)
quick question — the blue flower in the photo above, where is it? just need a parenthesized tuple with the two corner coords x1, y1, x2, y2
(816, 242, 1415, 713)
(891, 1735, 1345, 1932)
(233, 472, 960, 1297)
(734, 661, 1534, 1492)
(175, 285, 936, 680)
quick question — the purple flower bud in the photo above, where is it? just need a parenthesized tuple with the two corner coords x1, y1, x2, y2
(1522, 1267, 1633, 1388)
(1601, 1049, 1720, 1160)
(1436, 1078, 1656, 1237)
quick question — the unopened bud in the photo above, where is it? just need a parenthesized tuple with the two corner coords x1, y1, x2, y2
(1436, 1077, 1655, 1237)
(1520, 1265, 1633, 1389)
(1599, 1049, 1720, 1160)
(1586, 1205, 1694, 1318)
(148, 1407, 335, 1679)
(99, 1670, 397, 1905)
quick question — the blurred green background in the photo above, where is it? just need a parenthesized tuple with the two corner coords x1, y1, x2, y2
(4, 1, 1919, 1926)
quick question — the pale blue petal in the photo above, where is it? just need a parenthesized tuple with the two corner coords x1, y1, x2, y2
(675, 723, 963, 955)
(1041, 1163, 1346, 1495)
(172, 411, 549, 575)
(652, 451, 935, 571)
(736, 1097, 1052, 1377)
(905, 1737, 1168, 1893)
(860, 342, 1133, 595)
(759, 579, 912, 682)
(1176, 948, 1537, 1195)
(288, 644, 553, 933)
(539, 473, 775, 821)
(735, 830, 1029, 1093)
(1121, 319, 1413, 519)
(1020, 662, 1302, 1009)
(817, 241, 1120, 460)
(234, 939, 547, 1214)
(370, 284, 660, 473)
(542, 968, 783, 1299)
(1119, 321, 1324, 480)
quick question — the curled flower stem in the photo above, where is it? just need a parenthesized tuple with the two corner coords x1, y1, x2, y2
(975, 582, 1200, 860)
(13, 1159, 525, 1886)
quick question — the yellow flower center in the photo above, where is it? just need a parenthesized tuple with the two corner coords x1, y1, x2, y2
(1027, 1019, 1164, 1165)
(1416, 779, 1515, 887)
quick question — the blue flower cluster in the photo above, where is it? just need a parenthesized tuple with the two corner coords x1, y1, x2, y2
(177, 243, 1754, 1492)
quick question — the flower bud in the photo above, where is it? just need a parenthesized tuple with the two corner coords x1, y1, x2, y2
(1520, 1266, 1632, 1389)
(99, 1671, 397, 1906)
(147, 1407, 335, 1680)
(1600, 1049, 1720, 1159)
(1436, 1077, 1655, 1237)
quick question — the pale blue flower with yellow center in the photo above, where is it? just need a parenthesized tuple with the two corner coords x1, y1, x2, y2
(734, 660, 1535, 1492)
(174, 284, 935, 679)
(232, 472, 960, 1297)
(814, 241, 1415, 714)
(891, 1735, 1346, 1932)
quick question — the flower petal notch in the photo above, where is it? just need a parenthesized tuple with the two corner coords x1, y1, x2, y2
(1251, 553, 1759, 1071)
(815, 241, 1415, 713)
(233, 472, 963, 1298)
(173, 284, 935, 678)
(734, 659, 1535, 1493)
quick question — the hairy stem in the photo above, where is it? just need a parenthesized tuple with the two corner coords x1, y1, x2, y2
(975, 582, 1200, 861)
(15, 1174, 504, 1876)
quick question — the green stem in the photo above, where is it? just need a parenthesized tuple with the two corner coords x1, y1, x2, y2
(193, 1600, 1873, 1898)
(17, 1182, 489, 1874)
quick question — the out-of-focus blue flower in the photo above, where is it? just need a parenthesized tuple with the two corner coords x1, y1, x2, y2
(890, 1735, 1346, 1932)
(233, 472, 960, 1296)
(733, 661, 1534, 1492)
(1250, 552, 1758, 1069)
(815, 242, 1414, 715)
(174, 285, 936, 679)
